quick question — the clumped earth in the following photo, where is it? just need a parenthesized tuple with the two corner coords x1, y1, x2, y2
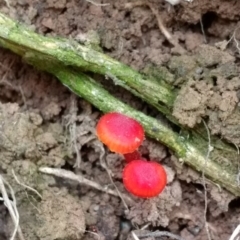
(0, 0, 240, 240)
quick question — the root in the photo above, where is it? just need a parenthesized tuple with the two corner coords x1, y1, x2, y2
(104, 161, 129, 211)
(131, 231, 140, 240)
(234, 143, 240, 186)
(232, 28, 240, 55)
(124, 1, 185, 53)
(215, 27, 240, 53)
(0, 60, 27, 109)
(200, 17, 207, 43)
(12, 170, 42, 200)
(0, 175, 25, 240)
(65, 96, 97, 168)
(90, 136, 130, 210)
(12, 170, 41, 213)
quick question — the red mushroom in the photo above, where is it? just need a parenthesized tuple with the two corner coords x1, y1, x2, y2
(123, 160, 167, 198)
(96, 112, 144, 154)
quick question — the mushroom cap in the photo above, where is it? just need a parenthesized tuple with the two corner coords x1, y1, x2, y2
(96, 112, 144, 154)
(123, 160, 167, 198)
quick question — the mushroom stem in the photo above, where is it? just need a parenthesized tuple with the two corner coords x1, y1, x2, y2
(123, 151, 142, 162)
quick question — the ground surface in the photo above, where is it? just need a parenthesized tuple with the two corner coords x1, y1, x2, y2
(0, 0, 240, 239)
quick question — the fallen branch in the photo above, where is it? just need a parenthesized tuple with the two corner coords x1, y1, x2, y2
(39, 167, 133, 205)
(0, 13, 239, 196)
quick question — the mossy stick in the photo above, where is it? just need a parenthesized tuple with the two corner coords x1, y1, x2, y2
(0, 13, 176, 118)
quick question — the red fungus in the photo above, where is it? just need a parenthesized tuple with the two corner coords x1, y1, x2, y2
(96, 112, 144, 154)
(123, 160, 167, 198)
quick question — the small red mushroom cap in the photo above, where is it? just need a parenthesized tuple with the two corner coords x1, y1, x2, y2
(96, 112, 144, 154)
(123, 160, 167, 198)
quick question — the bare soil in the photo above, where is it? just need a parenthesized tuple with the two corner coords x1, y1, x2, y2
(0, 0, 240, 239)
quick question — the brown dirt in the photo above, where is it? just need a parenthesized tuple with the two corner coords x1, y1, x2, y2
(0, 0, 240, 240)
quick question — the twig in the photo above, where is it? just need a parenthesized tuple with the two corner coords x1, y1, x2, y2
(124, 1, 185, 52)
(202, 120, 213, 240)
(131, 231, 140, 240)
(39, 167, 134, 204)
(229, 224, 240, 240)
(0, 175, 25, 240)
(85, 0, 109, 6)
(133, 230, 185, 240)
